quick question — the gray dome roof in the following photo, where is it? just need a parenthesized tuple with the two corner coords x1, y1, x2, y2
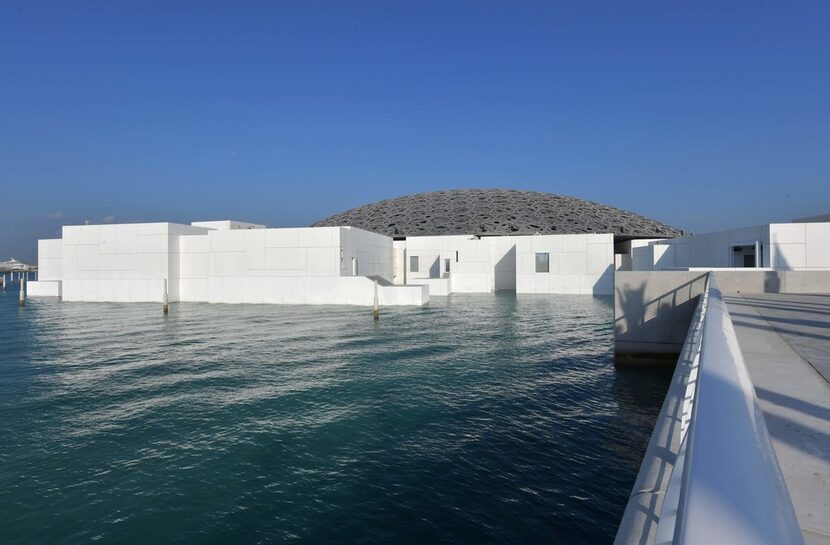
(312, 189, 682, 239)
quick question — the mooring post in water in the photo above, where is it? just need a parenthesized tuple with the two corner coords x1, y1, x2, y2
(19, 276, 25, 307)
(1, 273, 6, 290)
(163, 279, 169, 315)
(373, 279, 379, 320)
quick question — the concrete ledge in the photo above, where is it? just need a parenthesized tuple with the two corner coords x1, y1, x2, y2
(407, 277, 451, 296)
(614, 270, 830, 365)
(614, 272, 707, 365)
(26, 280, 61, 297)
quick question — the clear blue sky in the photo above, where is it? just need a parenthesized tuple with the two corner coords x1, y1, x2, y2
(2, 1, 829, 262)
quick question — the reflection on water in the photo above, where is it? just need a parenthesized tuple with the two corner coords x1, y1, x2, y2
(0, 291, 669, 545)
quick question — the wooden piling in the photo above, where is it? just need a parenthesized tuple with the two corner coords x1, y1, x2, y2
(163, 279, 169, 315)
(19, 276, 25, 307)
(373, 279, 379, 320)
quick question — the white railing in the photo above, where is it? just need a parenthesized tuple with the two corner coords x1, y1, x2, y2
(616, 273, 804, 545)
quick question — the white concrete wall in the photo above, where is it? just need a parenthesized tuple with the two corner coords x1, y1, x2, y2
(490, 236, 517, 291)
(404, 235, 471, 281)
(179, 275, 426, 306)
(191, 220, 266, 230)
(401, 233, 614, 295)
(176, 226, 399, 304)
(37, 239, 63, 280)
(637, 223, 830, 271)
(37, 221, 626, 303)
(392, 240, 406, 284)
(60, 223, 208, 302)
(616, 239, 663, 271)
(27, 280, 62, 297)
(516, 233, 614, 295)
(406, 277, 451, 296)
(402, 234, 499, 292)
(634, 225, 769, 270)
(179, 227, 339, 303)
(447, 237, 494, 292)
(338, 227, 393, 281)
(770, 223, 830, 269)
(33, 222, 418, 306)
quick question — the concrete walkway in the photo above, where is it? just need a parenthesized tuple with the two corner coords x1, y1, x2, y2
(726, 294, 830, 545)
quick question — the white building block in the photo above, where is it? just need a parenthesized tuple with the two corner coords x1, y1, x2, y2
(38, 239, 63, 281)
(27, 281, 62, 297)
(116, 224, 139, 253)
(805, 224, 830, 268)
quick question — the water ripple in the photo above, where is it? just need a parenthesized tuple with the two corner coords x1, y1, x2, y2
(0, 291, 669, 545)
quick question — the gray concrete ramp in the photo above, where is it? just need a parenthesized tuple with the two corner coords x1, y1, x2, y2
(726, 294, 830, 545)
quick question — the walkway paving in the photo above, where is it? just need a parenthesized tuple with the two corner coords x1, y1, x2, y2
(726, 294, 830, 545)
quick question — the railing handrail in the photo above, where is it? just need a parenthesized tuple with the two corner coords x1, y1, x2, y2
(672, 274, 803, 544)
(614, 275, 710, 545)
(616, 273, 804, 545)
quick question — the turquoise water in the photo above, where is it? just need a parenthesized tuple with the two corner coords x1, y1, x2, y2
(0, 289, 669, 544)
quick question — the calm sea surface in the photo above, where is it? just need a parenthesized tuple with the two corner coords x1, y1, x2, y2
(0, 289, 669, 545)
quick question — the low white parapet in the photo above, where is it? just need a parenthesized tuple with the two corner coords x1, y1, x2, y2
(407, 277, 451, 296)
(26, 280, 62, 297)
(378, 283, 428, 306)
(177, 276, 428, 307)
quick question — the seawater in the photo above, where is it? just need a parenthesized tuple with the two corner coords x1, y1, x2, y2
(0, 289, 669, 545)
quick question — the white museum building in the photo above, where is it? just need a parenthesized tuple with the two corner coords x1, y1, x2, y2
(27, 189, 826, 306)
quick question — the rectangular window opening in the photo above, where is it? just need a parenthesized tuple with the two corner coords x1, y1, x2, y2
(410, 255, 419, 272)
(535, 252, 550, 273)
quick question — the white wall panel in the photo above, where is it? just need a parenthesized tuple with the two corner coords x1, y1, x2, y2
(138, 234, 168, 253)
(180, 254, 209, 278)
(300, 228, 335, 247)
(210, 230, 245, 252)
(264, 229, 300, 248)
(244, 230, 266, 270)
(100, 253, 134, 271)
(37, 239, 63, 281)
(134, 254, 167, 278)
(264, 248, 307, 270)
(805, 224, 830, 268)
(116, 225, 139, 253)
(27, 281, 62, 297)
(77, 246, 100, 271)
(136, 223, 167, 236)
(563, 235, 588, 253)
(282, 277, 305, 304)
(775, 244, 807, 269)
(307, 247, 339, 276)
(100, 226, 118, 254)
(210, 252, 245, 277)
(770, 223, 806, 244)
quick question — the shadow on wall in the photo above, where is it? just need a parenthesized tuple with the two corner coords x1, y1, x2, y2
(615, 274, 709, 351)
(494, 246, 516, 291)
(593, 265, 614, 295)
(429, 257, 440, 279)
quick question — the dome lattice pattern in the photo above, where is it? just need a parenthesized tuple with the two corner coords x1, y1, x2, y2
(312, 189, 682, 239)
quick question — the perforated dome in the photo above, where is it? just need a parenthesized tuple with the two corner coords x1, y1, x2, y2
(312, 189, 682, 240)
